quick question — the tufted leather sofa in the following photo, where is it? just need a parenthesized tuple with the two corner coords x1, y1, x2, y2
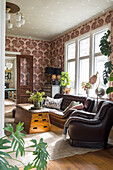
(65, 100, 113, 148)
(49, 93, 95, 128)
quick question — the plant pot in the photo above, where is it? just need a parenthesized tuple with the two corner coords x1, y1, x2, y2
(60, 86, 66, 94)
(34, 102, 41, 109)
(66, 91, 70, 94)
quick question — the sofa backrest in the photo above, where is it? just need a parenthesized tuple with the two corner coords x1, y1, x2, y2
(83, 98, 95, 112)
(54, 93, 88, 111)
(94, 101, 113, 120)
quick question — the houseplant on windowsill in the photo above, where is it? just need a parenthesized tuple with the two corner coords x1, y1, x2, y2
(63, 87, 71, 94)
(1, 122, 49, 170)
(60, 72, 71, 94)
(81, 82, 92, 97)
(26, 91, 45, 109)
(99, 30, 113, 95)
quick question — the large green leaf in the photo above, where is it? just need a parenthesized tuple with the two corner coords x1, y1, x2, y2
(99, 30, 112, 57)
(0, 138, 11, 149)
(103, 61, 113, 85)
(109, 72, 113, 81)
(0, 151, 11, 170)
(24, 163, 33, 170)
(4, 122, 26, 157)
(106, 87, 113, 94)
(30, 138, 49, 170)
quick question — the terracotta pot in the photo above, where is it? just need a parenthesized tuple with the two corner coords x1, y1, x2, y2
(66, 91, 70, 94)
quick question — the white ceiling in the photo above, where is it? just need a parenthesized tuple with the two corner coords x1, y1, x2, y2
(6, 0, 113, 41)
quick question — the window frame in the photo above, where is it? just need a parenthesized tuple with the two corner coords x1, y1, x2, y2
(65, 23, 111, 95)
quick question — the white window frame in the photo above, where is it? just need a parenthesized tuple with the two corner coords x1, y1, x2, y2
(65, 23, 111, 95)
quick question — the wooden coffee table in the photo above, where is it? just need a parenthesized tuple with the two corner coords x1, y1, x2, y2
(14, 104, 51, 134)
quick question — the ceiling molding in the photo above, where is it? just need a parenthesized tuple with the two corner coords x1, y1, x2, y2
(6, 33, 51, 42)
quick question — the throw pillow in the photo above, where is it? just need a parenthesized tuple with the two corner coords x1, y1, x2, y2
(63, 101, 80, 114)
(45, 96, 63, 110)
(71, 103, 83, 110)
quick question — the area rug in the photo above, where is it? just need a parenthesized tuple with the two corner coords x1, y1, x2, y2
(5, 122, 111, 168)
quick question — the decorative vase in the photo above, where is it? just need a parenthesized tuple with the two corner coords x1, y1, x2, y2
(86, 89, 89, 97)
(34, 102, 41, 109)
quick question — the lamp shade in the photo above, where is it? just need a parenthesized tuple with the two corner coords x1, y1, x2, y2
(45, 67, 54, 74)
(54, 68, 62, 75)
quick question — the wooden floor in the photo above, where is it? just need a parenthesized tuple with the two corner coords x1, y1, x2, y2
(48, 147, 113, 170)
(19, 147, 113, 170)
(5, 106, 113, 170)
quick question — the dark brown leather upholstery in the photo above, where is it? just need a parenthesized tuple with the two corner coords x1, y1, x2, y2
(49, 94, 95, 128)
(65, 101, 113, 148)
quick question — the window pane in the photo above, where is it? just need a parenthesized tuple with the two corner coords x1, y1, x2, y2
(95, 55, 107, 87)
(79, 58, 89, 93)
(67, 42, 75, 60)
(80, 37, 90, 57)
(94, 30, 107, 53)
(68, 61, 75, 90)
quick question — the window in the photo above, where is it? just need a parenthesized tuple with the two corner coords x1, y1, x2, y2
(94, 30, 108, 88)
(65, 25, 109, 96)
(79, 37, 90, 94)
(66, 42, 75, 93)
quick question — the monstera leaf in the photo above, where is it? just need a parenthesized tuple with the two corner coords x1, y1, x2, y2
(103, 61, 113, 85)
(99, 30, 112, 57)
(106, 87, 113, 94)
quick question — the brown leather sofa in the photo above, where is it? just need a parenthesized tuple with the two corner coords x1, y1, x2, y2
(65, 100, 113, 148)
(12, 93, 95, 129)
(49, 93, 95, 128)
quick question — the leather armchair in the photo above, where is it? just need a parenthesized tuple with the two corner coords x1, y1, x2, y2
(64, 101, 113, 148)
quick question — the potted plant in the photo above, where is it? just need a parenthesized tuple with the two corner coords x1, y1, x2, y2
(81, 82, 92, 97)
(26, 91, 45, 109)
(99, 30, 113, 95)
(1, 122, 49, 169)
(63, 87, 71, 94)
(60, 72, 71, 93)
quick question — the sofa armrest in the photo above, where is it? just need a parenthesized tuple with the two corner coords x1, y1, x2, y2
(71, 110, 96, 119)
(65, 116, 100, 128)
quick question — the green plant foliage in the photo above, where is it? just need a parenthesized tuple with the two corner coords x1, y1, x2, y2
(103, 61, 113, 85)
(106, 87, 113, 94)
(1, 122, 49, 170)
(99, 30, 113, 95)
(99, 30, 112, 57)
(60, 72, 70, 87)
(26, 91, 45, 104)
(4, 122, 25, 157)
(109, 72, 113, 82)
(30, 138, 49, 170)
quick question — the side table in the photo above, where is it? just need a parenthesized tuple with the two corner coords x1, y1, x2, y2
(14, 104, 51, 134)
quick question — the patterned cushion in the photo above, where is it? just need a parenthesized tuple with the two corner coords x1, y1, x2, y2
(45, 96, 63, 110)
(63, 101, 80, 114)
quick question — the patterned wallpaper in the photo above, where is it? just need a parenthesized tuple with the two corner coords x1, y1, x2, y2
(50, 11, 113, 71)
(5, 37, 51, 92)
(5, 10, 113, 93)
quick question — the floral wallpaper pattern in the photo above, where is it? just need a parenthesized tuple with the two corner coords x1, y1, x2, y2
(5, 10, 113, 95)
(50, 11, 113, 71)
(5, 37, 51, 92)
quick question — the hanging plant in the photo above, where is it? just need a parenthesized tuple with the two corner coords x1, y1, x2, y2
(99, 30, 113, 94)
